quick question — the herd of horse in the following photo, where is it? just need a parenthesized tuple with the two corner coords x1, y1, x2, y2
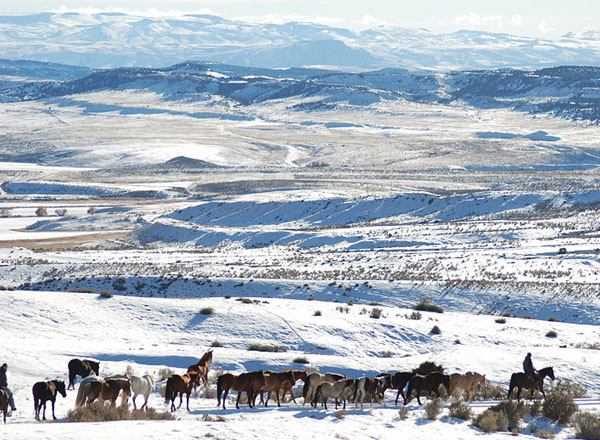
(0, 347, 557, 423)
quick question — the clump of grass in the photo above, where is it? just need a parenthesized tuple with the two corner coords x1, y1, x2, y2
(413, 297, 443, 314)
(398, 407, 409, 420)
(71, 288, 95, 293)
(200, 307, 214, 315)
(407, 311, 422, 320)
(306, 295, 315, 301)
(573, 411, 600, 439)
(66, 401, 174, 422)
(293, 356, 309, 364)
(313, 310, 322, 316)
(210, 340, 223, 348)
(546, 330, 558, 338)
(495, 318, 507, 324)
(201, 413, 226, 422)
(158, 367, 175, 381)
(247, 344, 287, 352)
(449, 399, 472, 420)
(370, 307, 383, 319)
(536, 429, 556, 439)
(543, 391, 579, 425)
(424, 398, 443, 420)
(236, 297, 253, 304)
(335, 410, 346, 419)
(379, 350, 392, 358)
(98, 291, 113, 298)
(430, 325, 441, 335)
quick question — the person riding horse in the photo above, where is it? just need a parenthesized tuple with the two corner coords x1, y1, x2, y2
(523, 353, 540, 388)
(0, 363, 16, 412)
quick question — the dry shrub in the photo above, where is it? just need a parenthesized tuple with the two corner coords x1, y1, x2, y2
(574, 411, 600, 439)
(473, 382, 506, 401)
(247, 344, 287, 352)
(529, 399, 543, 417)
(407, 311, 422, 320)
(66, 402, 174, 422)
(424, 397, 443, 420)
(335, 410, 346, 419)
(398, 407, 409, 420)
(158, 384, 167, 398)
(201, 413, 226, 422)
(547, 380, 587, 398)
(370, 308, 383, 319)
(158, 367, 175, 381)
(211, 340, 223, 347)
(448, 399, 472, 420)
(293, 356, 309, 364)
(413, 298, 444, 313)
(473, 409, 509, 433)
(536, 429, 556, 439)
(543, 391, 578, 425)
(430, 325, 441, 334)
(473, 400, 527, 433)
(412, 361, 444, 376)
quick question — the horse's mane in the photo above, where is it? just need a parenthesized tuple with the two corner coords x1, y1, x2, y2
(197, 349, 213, 366)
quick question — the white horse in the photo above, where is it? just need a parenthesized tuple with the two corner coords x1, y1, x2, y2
(131, 374, 155, 410)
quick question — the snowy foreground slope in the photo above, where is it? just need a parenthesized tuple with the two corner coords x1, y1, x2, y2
(1, 290, 599, 440)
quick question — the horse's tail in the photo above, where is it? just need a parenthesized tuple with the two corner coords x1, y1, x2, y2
(302, 375, 311, 402)
(312, 383, 322, 407)
(216, 377, 223, 407)
(75, 382, 88, 408)
(507, 374, 516, 399)
(164, 378, 173, 404)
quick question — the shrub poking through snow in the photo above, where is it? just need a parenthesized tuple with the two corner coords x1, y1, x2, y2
(574, 411, 600, 439)
(430, 325, 441, 334)
(536, 429, 556, 439)
(248, 344, 287, 352)
(546, 330, 558, 338)
(293, 356, 309, 364)
(211, 340, 223, 347)
(473, 400, 528, 433)
(495, 318, 507, 324)
(543, 390, 578, 425)
(412, 361, 444, 376)
(407, 311, 422, 320)
(98, 291, 113, 298)
(158, 367, 175, 381)
(370, 307, 383, 319)
(424, 397, 443, 420)
(473, 382, 507, 401)
(547, 380, 587, 398)
(449, 399, 472, 420)
(413, 297, 444, 313)
(200, 307, 214, 315)
(35, 206, 48, 217)
(66, 401, 174, 422)
(313, 310, 322, 316)
(398, 407, 409, 420)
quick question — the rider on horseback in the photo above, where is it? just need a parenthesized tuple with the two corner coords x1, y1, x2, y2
(523, 352, 540, 389)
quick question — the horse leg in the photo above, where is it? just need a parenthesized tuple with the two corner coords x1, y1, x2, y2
(178, 392, 183, 409)
(221, 388, 229, 410)
(186, 392, 191, 411)
(51, 399, 57, 420)
(132, 394, 137, 410)
(236, 391, 241, 410)
(276, 387, 282, 407)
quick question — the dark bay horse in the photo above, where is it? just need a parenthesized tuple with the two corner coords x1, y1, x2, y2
(256, 370, 295, 407)
(0, 389, 9, 424)
(68, 358, 100, 390)
(378, 372, 414, 405)
(165, 371, 200, 412)
(187, 348, 213, 397)
(508, 366, 555, 402)
(404, 372, 451, 405)
(32, 380, 67, 420)
(216, 370, 266, 410)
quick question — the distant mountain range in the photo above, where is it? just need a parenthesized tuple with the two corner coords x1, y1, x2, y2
(1, 59, 599, 124)
(1, 12, 600, 70)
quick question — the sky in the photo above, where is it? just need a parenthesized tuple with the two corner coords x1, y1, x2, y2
(1, 0, 599, 38)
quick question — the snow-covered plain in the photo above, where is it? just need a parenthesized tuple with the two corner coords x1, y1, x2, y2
(1, 77, 600, 439)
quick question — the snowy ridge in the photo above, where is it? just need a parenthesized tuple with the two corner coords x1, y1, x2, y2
(1, 12, 600, 70)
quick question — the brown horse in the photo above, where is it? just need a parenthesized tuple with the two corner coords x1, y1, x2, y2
(0, 389, 9, 424)
(256, 370, 295, 407)
(508, 366, 555, 402)
(449, 371, 486, 402)
(302, 372, 346, 405)
(32, 380, 67, 420)
(75, 377, 131, 408)
(187, 348, 213, 397)
(279, 369, 308, 405)
(404, 372, 451, 405)
(165, 371, 201, 412)
(216, 370, 266, 410)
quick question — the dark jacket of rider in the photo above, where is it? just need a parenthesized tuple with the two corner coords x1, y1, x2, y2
(523, 353, 536, 377)
(0, 366, 7, 388)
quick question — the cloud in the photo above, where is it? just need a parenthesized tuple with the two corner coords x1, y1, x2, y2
(455, 12, 503, 29)
(538, 19, 556, 33)
(511, 14, 523, 27)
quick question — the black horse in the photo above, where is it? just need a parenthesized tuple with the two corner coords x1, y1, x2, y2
(67, 359, 100, 390)
(33, 380, 67, 420)
(378, 372, 415, 405)
(404, 372, 451, 405)
(508, 366, 555, 402)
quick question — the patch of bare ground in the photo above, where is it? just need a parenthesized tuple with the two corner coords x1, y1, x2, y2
(0, 231, 128, 250)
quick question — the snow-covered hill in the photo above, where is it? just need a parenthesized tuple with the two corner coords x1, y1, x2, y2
(1, 59, 599, 124)
(1, 12, 600, 70)
(1, 289, 599, 439)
